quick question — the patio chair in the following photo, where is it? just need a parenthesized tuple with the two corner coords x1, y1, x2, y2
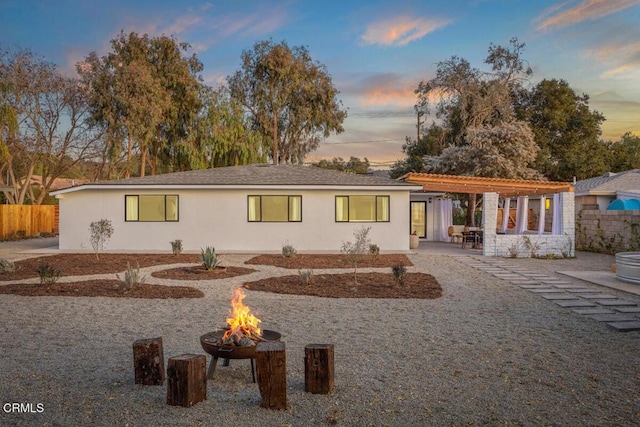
(461, 231, 476, 249)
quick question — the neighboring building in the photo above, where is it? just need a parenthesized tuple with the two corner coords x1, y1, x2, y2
(574, 169, 640, 211)
(50, 164, 422, 252)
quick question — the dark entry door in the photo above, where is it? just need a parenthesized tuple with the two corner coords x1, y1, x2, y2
(410, 201, 426, 238)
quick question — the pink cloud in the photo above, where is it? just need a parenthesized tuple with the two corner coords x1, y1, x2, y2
(535, 0, 640, 31)
(360, 15, 451, 47)
(361, 85, 416, 107)
(583, 41, 640, 78)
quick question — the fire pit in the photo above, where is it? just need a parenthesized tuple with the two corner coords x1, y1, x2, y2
(200, 287, 281, 382)
(200, 329, 281, 381)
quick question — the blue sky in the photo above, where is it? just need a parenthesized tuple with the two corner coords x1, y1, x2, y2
(2, 0, 639, 167)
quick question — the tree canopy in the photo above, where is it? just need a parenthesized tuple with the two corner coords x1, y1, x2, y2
(227, 39, 347, 164)
(315, 156, 370, 174)
(610, 132, 640, 172)
(0, 48, 103, 204)
(514, 78, 607, 181)
(78, 31, 203, 177)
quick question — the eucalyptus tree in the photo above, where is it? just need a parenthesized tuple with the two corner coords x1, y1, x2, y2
(227, 39, 347, 164)
(190, 86, 267, 169)
(78, 31, 203, 177)
(0, 47, 104, 204)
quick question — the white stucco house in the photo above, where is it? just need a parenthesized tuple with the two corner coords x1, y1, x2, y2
(50, 164, 422, 252)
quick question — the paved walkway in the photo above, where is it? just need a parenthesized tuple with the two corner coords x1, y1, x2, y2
(460, 255, 640, 332)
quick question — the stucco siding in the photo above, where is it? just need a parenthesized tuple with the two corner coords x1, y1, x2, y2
(57, 188, 412, 252)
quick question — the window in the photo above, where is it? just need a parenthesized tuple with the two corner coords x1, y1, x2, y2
(335, 195, 390, 222)
(125, 195, 178, 222)
(248, 195, 302, 222)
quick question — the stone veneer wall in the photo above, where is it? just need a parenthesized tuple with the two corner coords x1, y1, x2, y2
(483, 192, 575, 258)
(576, 209, 640, 253)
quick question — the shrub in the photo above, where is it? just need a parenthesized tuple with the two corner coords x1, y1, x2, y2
(507, 242, 520, 258)
(392, 262, 407, 284)
(37, 262, 61, 285)
(0, 258, 16, 273)
(341, 226, 372, 284)
(89, 219, 114, 259)
(298, 269, 313, 285)
(369, 243, 380, 260)
(281, 242, 297, 258)
(116, 261, 146, 291)
(201, 246, 222, 270)
(170, 239, 183, 256)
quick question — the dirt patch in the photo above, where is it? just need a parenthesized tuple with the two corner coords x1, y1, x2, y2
(0, 253, 201, 280)
(151, 266, 257, 280)
(0, 253, 440, 299)
(0, 280, 204, 298)
(244, 272, 442, 299)
(245, 253, 413, 269)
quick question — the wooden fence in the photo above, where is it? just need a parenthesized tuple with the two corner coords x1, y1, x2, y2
(0, 205, 58, 239)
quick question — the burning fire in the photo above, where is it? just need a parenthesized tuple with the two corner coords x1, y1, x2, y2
(221, 287, 262, 346)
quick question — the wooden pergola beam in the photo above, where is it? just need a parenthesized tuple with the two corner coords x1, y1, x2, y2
(399, 173, 573, 198)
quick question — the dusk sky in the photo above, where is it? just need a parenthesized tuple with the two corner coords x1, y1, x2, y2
(2, 0, 639, 167)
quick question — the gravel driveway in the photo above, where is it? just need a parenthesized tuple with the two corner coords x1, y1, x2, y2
(0, 244, 638, 426)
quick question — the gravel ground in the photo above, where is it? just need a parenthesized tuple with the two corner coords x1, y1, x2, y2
(0, 247, 639, 426)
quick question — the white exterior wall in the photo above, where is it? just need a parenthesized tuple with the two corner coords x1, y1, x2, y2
(483, 192, 576, 258)
(57, 188, 412, 252)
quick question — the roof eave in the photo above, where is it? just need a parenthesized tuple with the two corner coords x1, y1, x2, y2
(51, 183, 421, 196)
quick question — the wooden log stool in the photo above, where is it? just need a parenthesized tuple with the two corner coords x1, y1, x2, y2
(255, 341, 287, 410)
(132, 337, 165, 385)
(304, 344, 334, 394)
(166, 354, 207, 407)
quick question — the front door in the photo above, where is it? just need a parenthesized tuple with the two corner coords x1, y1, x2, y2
(410, 201, 426, 238)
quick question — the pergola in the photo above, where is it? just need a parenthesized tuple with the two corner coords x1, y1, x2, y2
(399, 173, 576, 257)
(399, 173, 574, 197)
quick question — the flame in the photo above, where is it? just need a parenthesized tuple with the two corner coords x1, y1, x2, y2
(222, 287, 262, 340)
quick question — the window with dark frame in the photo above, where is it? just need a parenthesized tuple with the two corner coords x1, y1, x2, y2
(335, 195, 390, 222)
(125, 195, 179, 222)
(247, 195, 302, 222)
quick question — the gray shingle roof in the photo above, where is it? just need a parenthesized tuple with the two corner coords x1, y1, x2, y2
(574, 169, 640, 195)
(90, 164, 415, 187)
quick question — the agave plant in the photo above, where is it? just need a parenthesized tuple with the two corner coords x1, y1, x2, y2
(201, 246, 222, 270)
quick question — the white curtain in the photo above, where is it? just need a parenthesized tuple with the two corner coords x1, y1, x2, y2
(537, 196, 546, 235)
(501, 197, 511, 233)
(515, 196, 529, 235)
(552, 193, 562, 235)
(439, 199, 453, 241)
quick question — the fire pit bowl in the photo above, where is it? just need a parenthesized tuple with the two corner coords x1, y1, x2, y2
(200, 329, 282, 360)
(200, 329, 282, 382)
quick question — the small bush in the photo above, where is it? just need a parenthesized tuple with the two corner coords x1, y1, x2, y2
(369, 243, 380, 260)
(89, 219, 114, 259)
(37, 262, 61, 285)
(201, 246, 222, 270)
(0, 258, 16, 273)
(341, 226, 372, 284)
(170, 239, 183, 256)
(392, 262, 407, 284)
(281, 243, 297, 258)
(116, 261, 146, 291)
(298, 269, 313, 285)
(507, 242, 520, 258)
